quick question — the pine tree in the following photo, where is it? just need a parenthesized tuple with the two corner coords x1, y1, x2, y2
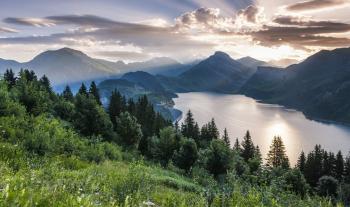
(241, 131, 255, 162)
(297, 151, 306, 173)
(78, 83, 88, 96)
(208, 118, 219, 140)
(335, 151, 344, 180)
(89, 81, 101, 105)
(222, 128, 230, 147)
(266, 136, 289, 169)
(304, 145, 323, 187)
(181, 110, 199, 141)
(344, 155, 350, 183)
(39, 75, 51, 92)
(108, 90, 124, 127)
(233, 138, 241, 152)
(62, 85, 74, 102)
(4, 69, 16, 88)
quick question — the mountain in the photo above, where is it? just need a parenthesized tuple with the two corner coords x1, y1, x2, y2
(117, 57, 191, 77)
(121, 71, 167, 93)
(0, 48, 191, 86)
(98, 73, 180, 121)
(178, 51, 256, 93)
(237, 56, 268, 69)
(0, 48, 121, 85)
(241, 47, 350, 124)
(0, 58, 21, 70)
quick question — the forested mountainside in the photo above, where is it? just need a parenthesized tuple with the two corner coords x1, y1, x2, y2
(1, 69, 350, 206)
(240, 47, 350, 124)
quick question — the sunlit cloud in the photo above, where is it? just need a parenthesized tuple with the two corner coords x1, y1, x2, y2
(285, 0, 350, 12)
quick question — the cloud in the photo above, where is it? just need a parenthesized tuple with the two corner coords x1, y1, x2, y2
(249, 16, 350, 49)
(237, 5, 260, 23)
(174, 7, 234, 32)
(285, 0, 349, 12)
(4, 17, 56, 27)
(0, 26, 17, 33)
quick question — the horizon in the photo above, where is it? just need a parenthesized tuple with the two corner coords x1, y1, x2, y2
(1, 0, 350, 63)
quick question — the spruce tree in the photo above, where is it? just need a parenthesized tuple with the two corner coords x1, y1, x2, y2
(335, 151, 344, 180)
(108, 90, 124, 127)
(208, 118, 219, 140)
(266, 136, 289, 169)
(222, 128, 230, 147)
(181, 110, 199, 141)
(233, 138, 241, 153)
(297, 151, 306, 173)
(39, 75, 51, 93)
(344, 155, 350, 183)
(241, 131, 255, 162)
(78, 83, 88, 96)
(62, 85, 74, 102)
(89, 81, 101, 105)
(4, 69, 16, 88)
(304, 145, 323, 186)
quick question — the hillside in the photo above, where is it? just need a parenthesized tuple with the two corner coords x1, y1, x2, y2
(98, 73, 180, 121)
(241, 47, 350, 123)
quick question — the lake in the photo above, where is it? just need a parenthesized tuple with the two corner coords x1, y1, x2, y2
(173, 92, 350, 165)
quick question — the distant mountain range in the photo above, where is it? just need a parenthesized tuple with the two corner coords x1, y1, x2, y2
(0, 47, 190, 85)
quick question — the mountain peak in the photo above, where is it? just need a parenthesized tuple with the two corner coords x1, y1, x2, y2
(213, 51, 231, 59)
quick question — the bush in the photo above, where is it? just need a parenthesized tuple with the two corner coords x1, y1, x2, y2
(317, 176, 338, 198)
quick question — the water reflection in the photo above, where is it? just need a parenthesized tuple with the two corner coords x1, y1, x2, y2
(174, 92, 350, 165)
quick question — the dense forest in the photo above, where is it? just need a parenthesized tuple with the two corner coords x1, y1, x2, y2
(1, 69, 350, 206)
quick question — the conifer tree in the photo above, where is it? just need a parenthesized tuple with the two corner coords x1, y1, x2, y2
(4, 69, 16, 88)
(78, 83, 88, 96)
(62, 85, 74, 102)
(297, 151, 306, 173)
(266, 136, 289, 169)
(344, 155, 350, 183)
(335, 151, 344, 180)
(233, 138, 241, 153)
(181, 110, 199, 141)
(89, 81, 101, 105)
(108, 90, 124, 127)
(241, 131, 255, 162)
(39, 75, 51, 92)
(222, 128, 230, 147)
(304, 145, 323, 186)
(255, 145, 262, 162)
(209, 118, 219, 140)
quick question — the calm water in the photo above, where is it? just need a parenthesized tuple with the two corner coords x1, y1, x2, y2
(173, 92, 350, 165)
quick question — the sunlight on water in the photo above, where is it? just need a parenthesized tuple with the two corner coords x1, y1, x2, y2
(174, 92, 350, 165)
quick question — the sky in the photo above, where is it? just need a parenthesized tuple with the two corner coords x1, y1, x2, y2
(0, 0, 350, 63)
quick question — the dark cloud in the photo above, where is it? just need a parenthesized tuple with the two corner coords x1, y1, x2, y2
(238, 5, 260, 23)
(250, 17, 350, 49)
(286, 0, 348, 11)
